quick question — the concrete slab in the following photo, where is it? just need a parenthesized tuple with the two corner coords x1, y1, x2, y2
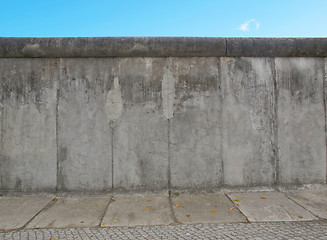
(227, 192, 317, 222)
(0, 196, 53, 230)
(101, 194, 173, 227)
(26, 196, 110, 229)
(221, 57, 276, 187)
(285, 190, 327, 219)
(276, 58, 326, 185)
(113, 58, 169, 190)
(0, 58, 58, 191)
(58, 58, 114, 191)
(169, 58, 223, 188)
(171, 193, 247, 224)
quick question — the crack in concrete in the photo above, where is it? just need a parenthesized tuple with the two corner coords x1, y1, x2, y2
(98, 196, 113, 227)
(168, 191, 179, 224)
(21, 196, 58, 229)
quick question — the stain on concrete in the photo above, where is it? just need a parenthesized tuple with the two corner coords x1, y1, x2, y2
(106, 77, 123, 125)
(162, 69, 175, 119)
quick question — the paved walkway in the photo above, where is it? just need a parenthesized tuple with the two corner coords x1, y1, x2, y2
(0, 189, 327, 239)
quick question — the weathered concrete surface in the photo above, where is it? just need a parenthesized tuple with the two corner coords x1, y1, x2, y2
(221, 58, 276, 186)
(226, 38, 327, 57)
(0, 38, 226, 58)
(101, 194, 173, 227)
(113, 58, 169, 190)
(0, 59, 58, 191)
(285, 190, 327, 219)
(0, 196, 53, 229)
(1, 38, 327, 58)
(169, 58, 223, 188)
(57, 58, 114, 191)
(227, 192, 317, 222)
(0, 42, 327, 192)
(26, 196, 110, 229)
(171, 193, 247, 224)
(276, 58, 326, 185)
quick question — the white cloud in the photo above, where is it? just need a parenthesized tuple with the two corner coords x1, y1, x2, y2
(239, 19, 260, 32)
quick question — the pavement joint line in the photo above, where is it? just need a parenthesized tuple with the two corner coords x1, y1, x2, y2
(98, 195, 113, 227)
(283, 191, 323, 220)
(223, 192, 250, 223)
(168, 190, 179, 225)
(20, 195, 58, 230)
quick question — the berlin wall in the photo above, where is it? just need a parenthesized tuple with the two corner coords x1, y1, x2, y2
(0, 37, 326, 192)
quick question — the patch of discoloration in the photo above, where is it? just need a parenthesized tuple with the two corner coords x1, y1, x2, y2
(105, 77, 123, 125)
(21, 43, 43, 57)
(162, 69, 175, 119)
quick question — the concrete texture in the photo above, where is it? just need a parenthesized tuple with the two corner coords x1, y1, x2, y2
(226, 38, 327, 57)
(101, 194, 173, 227)
(113, 58, 169, 190)
(1, 38, 327, 58)
(285, 190, 327, 219)
(0, 58, 58, 192)
(221, 58, 275, 186)
(0, 190, 326, 232)
(169, 58, 223, 188)
(171, 193, 247, 224)
(227, 192, 317, 222)
(0, 196, 53, 229)
(57, 58, 114, 191)
(276, 58, 326, 185)
(1, 38, 327, 192)
(26, 196, 110, 229)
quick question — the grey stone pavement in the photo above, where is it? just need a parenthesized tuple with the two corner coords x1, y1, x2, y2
(1, 189, 327, 239)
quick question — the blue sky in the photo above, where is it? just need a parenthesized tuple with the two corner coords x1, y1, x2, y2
(1, 0, 327, 37)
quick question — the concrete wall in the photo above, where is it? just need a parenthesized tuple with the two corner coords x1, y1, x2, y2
(0, 38, 327, 192)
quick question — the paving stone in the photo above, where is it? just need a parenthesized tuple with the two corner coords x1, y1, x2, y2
(285, 190, 327, 219)
(171, 193, 247, 224)
(227, 191, 317, 222)
(101, 194, 173, 227)
(26, 196, 110, 229)
(0, 196, 53, 230)
(2, 222, 327, 240)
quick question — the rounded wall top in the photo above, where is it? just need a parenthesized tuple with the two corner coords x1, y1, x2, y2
(0, 37, 327, 58)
